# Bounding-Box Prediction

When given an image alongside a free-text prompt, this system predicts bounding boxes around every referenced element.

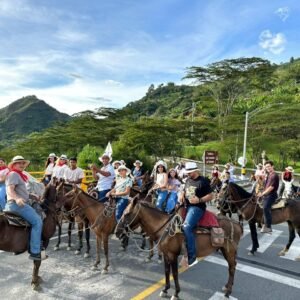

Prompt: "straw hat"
[117,165,131,176]
[8,155,30,169]
[185,161,200,174]
[48,153,57,158]
[99,153,112,163]
[133,160,143,167]
[112,160,122,168]
[285,166,294,173]
[59,154,68,160]
[155,160,167,170]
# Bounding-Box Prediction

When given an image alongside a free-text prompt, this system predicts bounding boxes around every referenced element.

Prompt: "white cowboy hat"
[48,153,57,158]
[59,154,68,160]
[99,153,112,163]
[8,155,30,169]
[133,160,143,167]
[112,160,122,168]
[155,160,167,170]
[285,166,294,173]
[120,160,126,165]
[117,165,131,176]
[185,161,200,174]
[257,163,263,168]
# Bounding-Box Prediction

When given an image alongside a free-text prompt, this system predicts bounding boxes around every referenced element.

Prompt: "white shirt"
[45,162,55,175]
[96,164,115,191]
[52,164,68,179]
[64,167,84,187]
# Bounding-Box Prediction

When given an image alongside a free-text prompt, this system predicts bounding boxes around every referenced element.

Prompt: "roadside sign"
[238,156,247,166]
[203,151,218,165]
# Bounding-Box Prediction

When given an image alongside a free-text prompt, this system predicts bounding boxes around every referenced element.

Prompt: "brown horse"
[116,199,243,299]
[58,184,117,273]
[0,179,60,290]
[222,182,300,260]
[55,182,91,257]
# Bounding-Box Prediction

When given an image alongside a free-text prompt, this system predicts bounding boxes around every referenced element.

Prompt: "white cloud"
[55,29,91,43]
[259,30,286,54]
[275,7,290,22]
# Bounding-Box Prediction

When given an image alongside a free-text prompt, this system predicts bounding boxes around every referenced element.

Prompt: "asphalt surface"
[1,206,300,300]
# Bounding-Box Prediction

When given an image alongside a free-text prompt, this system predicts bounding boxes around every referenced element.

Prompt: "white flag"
[104,141,113,158]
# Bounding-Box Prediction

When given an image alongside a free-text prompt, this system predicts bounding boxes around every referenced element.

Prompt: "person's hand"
[91,164,98,171]
[189,195,200,204]
[16,198,25,207]
[257,192,263,197]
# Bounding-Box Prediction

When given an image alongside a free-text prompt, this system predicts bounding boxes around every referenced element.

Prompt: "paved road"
[1,213,300,300]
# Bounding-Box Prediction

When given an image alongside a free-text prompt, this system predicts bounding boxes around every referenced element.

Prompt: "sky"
[0,0,299,115]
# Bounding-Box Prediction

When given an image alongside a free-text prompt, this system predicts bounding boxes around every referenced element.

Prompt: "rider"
[165,168,181,214]
[52,154,68,180]
[92,153,115,202]
[257,161,279,233]
[131,160,145,188]
[0,158,9,211]
[4,156,44,260]
[252,163,265,194]
[211,165,221,179]
[43,153,57,185]
[278,166,294,198]
[153,160,168,211]
[179,162,213,267]
[64,157,84,187]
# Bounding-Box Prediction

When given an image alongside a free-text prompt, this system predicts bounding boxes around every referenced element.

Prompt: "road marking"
[208,292,238,300]
[281,238,300,261]
[242,228,250,238]
[247,229,282,253]
[205,256,300,289]
[131,257,204,300]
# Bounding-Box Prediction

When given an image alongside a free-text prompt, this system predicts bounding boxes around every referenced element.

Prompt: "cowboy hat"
[112,160,122,168]
[185,161,200,174]
[133,160,143,167]
[285,166,294,173]
[99,153,112,163]
[8,155,30,169]
[48,153,57,158]
[120,160,126,165]
[117,165,131,176]
[155,160,167,170]
[59,154,68,160]
[257,163,263,168]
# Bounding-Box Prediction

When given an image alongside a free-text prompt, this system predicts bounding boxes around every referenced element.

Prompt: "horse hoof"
[75,250,81,255]
[144,257,151,263]
[84,253,90,258]
[171,296,179,300]
[247,251,254,256]
[31,283,40,291]
[278,250,286,256]
[101,269,108,275]
[54,246,59,251]
[222,286,228,292]
[37,276,44,284]
[67,247,72,251]
[294,256,300,261]
[159,291,168,298]
[91,266,98,271]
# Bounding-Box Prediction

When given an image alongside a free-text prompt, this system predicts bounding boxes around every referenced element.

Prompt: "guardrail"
[28,170,95,192]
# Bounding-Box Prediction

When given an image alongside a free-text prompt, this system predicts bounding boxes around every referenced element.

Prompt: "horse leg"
[31,260,42,291]
[84,219,91,258]
[102,234,109,274]
[170,257,180,300]
[159,255,171,298]
[278,221,295,256]
[220,245,237,298]
[295,228,300,261]
[67,221,73,251]
[92,235,101,271]
[140,232,146,249]
[54,223,61,251]
[248,220,259,255]
[75,222,83,255]
[145,238,154,262]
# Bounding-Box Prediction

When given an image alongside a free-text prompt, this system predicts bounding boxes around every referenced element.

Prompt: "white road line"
[281,238,300,261]
[208,292,238,300]
[247,229,282,253]
[242,228,250,238]
[205,256,300,289]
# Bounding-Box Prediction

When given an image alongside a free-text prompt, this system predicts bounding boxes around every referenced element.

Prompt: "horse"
[57,184,118,273]
[221,182,300,260]
[54,181,91,257]
[210,176,222,193]
[0,179,61,290]
[116,199,243,299]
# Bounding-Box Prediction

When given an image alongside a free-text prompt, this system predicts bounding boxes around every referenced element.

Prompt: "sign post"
[203,151,218,176]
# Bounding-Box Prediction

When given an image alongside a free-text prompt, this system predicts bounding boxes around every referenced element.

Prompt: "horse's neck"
[231,190,258,220]
[139,206,169,240]
[77,193,103,224]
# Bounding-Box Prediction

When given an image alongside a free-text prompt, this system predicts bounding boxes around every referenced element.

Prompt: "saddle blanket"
[182,208,219,228]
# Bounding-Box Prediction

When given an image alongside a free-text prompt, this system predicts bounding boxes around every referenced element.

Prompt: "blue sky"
[0,0,299,114]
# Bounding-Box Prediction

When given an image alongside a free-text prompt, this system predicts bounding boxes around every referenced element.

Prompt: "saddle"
[2,211,31,227]
[258,198,287,210]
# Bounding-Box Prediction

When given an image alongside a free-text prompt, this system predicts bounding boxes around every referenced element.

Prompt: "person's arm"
[158,173,168,189]
[7,185,25,207]
[111,186,131,197]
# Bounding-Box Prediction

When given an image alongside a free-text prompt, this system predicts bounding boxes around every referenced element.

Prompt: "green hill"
[0,95,70,141]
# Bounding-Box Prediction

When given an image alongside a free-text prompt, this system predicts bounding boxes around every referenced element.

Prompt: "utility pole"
[191,102,195,138]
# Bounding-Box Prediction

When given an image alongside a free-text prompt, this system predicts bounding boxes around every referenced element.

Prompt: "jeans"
[0,184,6,211]
[5,201,43,254]
[98,189,111,203]
[115,197,129,222]
[136,178,143,188]
[182,206,205,264]
[263,193,277,228]
[156,190,168,210]
[165,192,178,214]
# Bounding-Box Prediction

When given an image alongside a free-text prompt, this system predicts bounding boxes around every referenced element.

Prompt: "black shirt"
[184,176,212,209]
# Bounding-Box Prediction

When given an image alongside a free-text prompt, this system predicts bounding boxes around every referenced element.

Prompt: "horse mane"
[77,187,100,203]
[139,201,168,215]
[229,182,252,199]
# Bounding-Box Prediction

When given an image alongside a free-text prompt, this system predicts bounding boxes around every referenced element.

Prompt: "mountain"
[0,95,70,141]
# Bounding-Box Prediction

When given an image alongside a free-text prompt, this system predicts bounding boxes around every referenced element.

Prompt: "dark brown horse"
[58,184,117,273]
[116,199,243,299]
[55,182,91,257]
[221,182,300,260]
[0,179,60,290]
